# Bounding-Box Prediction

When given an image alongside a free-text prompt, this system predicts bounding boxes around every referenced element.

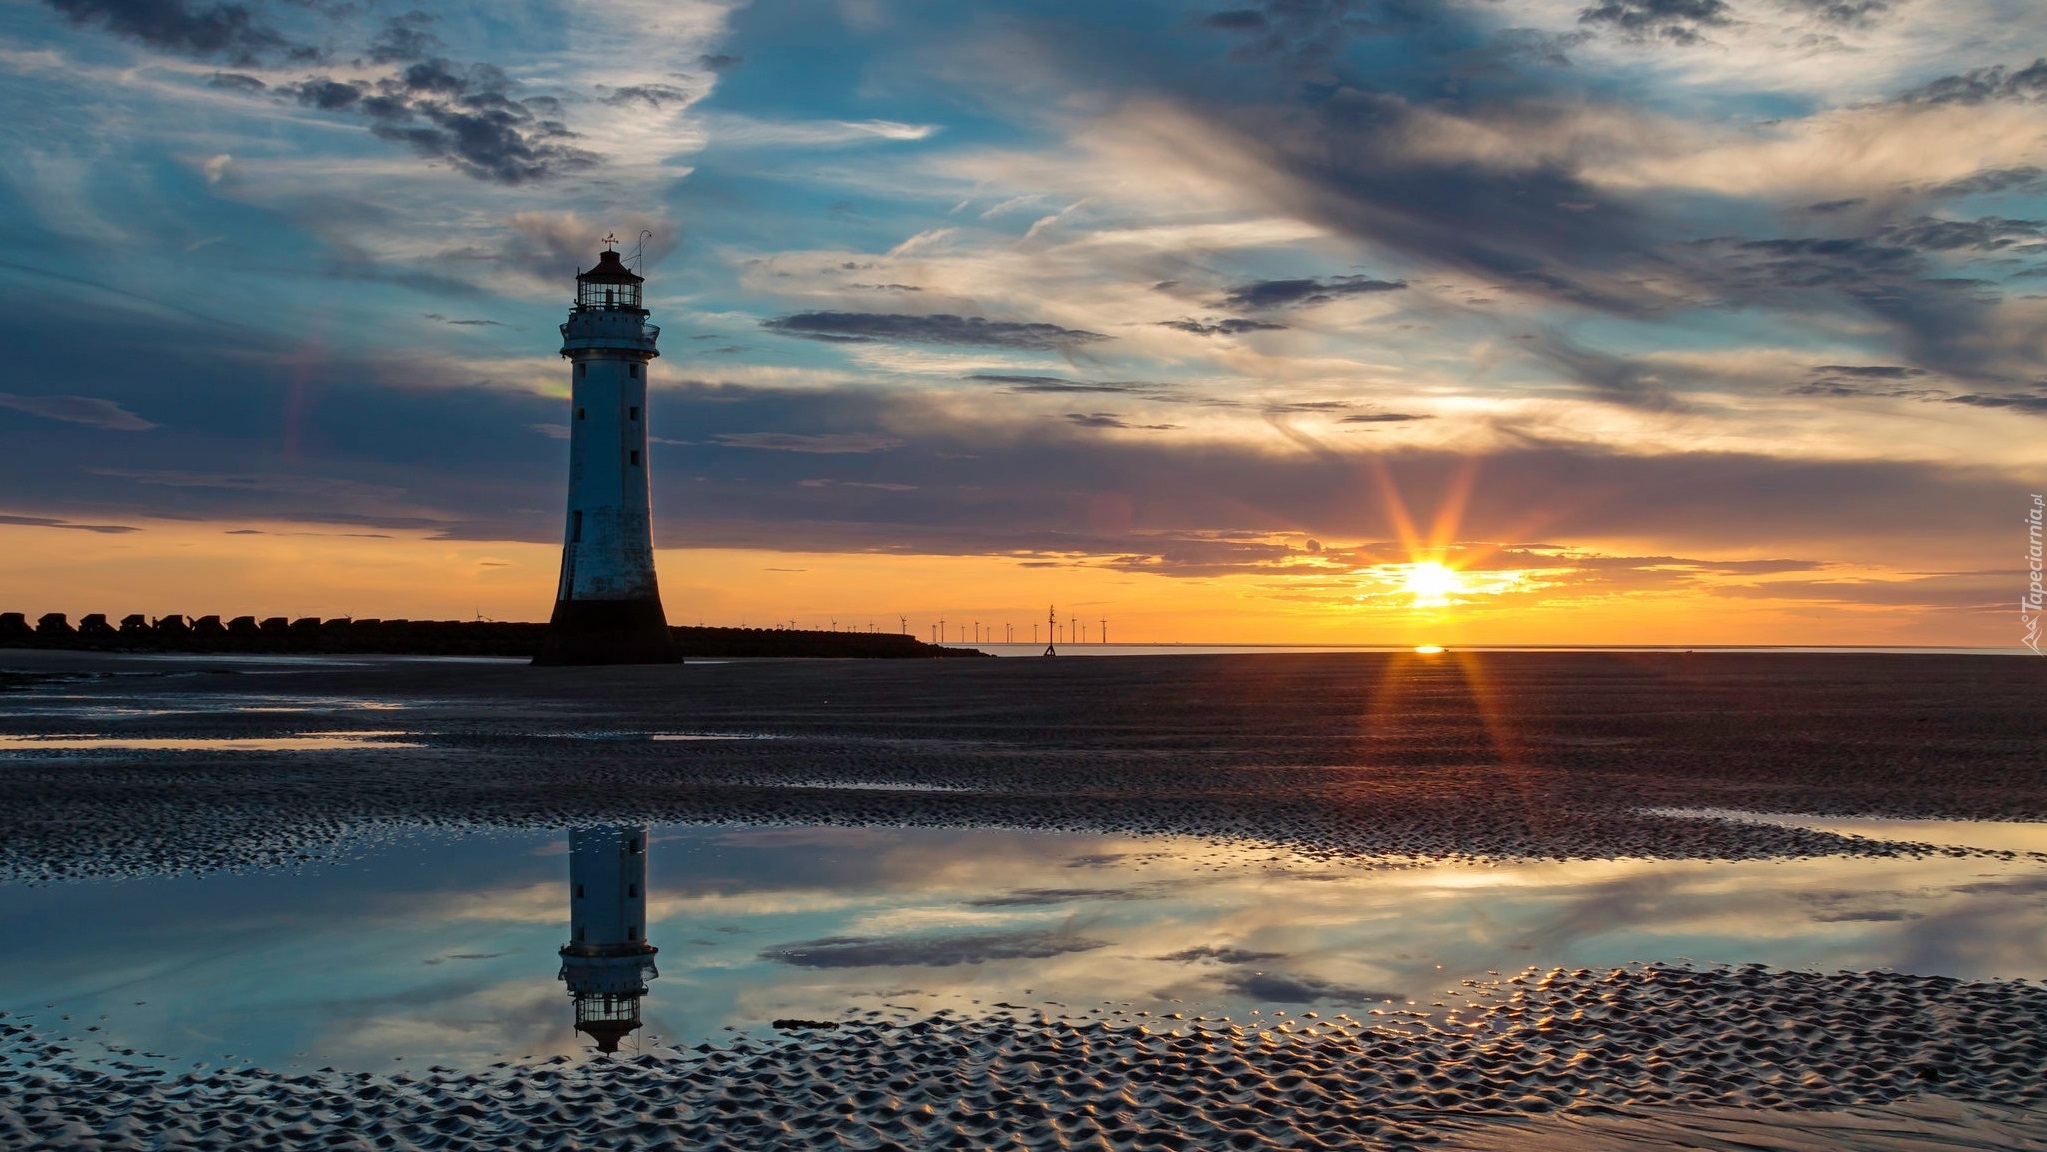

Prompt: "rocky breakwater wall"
[0,613,979,659]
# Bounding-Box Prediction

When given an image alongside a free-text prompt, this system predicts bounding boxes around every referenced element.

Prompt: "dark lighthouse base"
[534,598,678,666]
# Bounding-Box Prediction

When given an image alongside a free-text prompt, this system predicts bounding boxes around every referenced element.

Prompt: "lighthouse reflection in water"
[558,826,659,1053]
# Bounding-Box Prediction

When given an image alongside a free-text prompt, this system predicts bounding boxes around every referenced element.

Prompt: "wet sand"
[1,650,2042,882]
[3,650,2044,1148]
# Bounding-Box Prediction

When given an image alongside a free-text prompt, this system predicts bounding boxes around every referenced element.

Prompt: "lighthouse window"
[628,363,639,378]
[576,407,585,420]
[629,407,639,421]
[629,450,640,466]
[571,511,583,542]
[577,363,586,377]
[575,884,584,899]
[627,926,638,940]
[628,882,638,897]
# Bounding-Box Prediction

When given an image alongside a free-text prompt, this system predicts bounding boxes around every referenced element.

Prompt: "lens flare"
[1401,561,1464,605]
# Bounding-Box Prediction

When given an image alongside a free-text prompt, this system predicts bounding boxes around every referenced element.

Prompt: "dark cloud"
[1897,59,2047,106]
[206,70,266,91]
[1812,364,1931,379]
[1693,234,2016,378]
[964,887,1142,907]
[1789,368,2047,415]
[1806,198,1865,214]
[697,53,744,71]
[1158,318,1288,336]
[422,313,508,327]
[1578,0,1734,45]
[601,84,692,109]
[760,312,1109,349]
[1217,275,1407,310]
[1944,391,2047,414]
[1062,412,1181,430]
[1200,9,1268,31]
[1780,0,1891,27]
[366,10,439,64]
[966,374,1163,395]
[0,514,141,534]
[1932,167,2046,199]
[1218,970,1402,1006]
[44,0,321,66]
[760,930,1107,968]
[287,57,595,184]
[1337,411,1430,423]
[1880,216,2044,252]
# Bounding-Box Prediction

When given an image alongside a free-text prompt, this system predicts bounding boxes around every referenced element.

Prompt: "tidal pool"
[1,817,2042,1076]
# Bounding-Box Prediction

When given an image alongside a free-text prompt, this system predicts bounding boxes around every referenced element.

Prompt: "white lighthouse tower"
[535,240,677,665]
[558,825,660,1053]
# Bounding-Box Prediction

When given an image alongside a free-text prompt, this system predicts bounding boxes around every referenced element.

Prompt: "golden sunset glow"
[0,520,2013,648]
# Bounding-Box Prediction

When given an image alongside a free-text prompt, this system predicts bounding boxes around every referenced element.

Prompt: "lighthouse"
[558,825,660,1053]
[534,241,677,665]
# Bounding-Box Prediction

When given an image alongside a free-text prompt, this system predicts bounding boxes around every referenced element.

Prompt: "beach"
[3,650,2045,1149]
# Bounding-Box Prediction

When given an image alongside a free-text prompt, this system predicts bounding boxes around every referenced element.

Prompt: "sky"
[0,0,2042,646]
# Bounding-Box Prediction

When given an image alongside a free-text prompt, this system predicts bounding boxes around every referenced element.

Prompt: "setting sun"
[1401,562,1464,606]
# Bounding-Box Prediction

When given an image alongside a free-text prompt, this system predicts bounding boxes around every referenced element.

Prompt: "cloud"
[1216,275,1407,310]
[760,312,1110,349]
[760,930,1107,968]
[1157,318,1288,336]
[0,393,155,431]
[1336,412,1431,423]
[43,0,321,66]
[712,432,906,453]
[286,57,596,184]
[697,53,743,72]
[1062,412,1180,430]
[1577,0,1734,45]
[0,514,141,534]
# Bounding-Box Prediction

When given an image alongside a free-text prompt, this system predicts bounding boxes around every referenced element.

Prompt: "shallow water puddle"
[1,820,2042,1076]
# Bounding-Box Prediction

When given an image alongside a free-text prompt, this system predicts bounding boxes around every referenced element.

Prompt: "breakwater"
[0,613,978,659]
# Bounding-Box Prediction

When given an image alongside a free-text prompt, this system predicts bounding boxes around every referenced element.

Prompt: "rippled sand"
[6,964,2045,1150]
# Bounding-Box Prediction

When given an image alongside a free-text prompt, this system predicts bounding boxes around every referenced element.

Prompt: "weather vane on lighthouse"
[534,236,677,664]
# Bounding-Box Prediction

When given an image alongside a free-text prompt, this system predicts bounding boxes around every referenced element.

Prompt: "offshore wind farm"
[3,1,2047,1150]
